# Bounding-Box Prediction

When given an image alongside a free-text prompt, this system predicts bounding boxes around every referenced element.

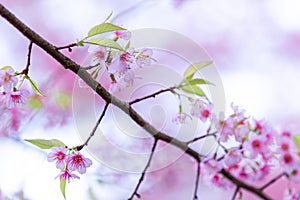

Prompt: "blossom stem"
[231,186,240,200]
[129,86,177,105]
[193,161,201,200]
[260,173,286,191]
[128,139,158,200]
[78,102,109,150]
[186,132,217,145]
[55,43,77,52]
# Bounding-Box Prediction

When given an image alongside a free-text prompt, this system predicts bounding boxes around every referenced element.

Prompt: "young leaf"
[181,85,206,97]
[60,178,67,200]
[25,75,46,97]
[183,61,212,80]
[1,65,14,71]
[76,39,84,46]
[292,135,300,152]
[87,23,125,38]
[87,38,124,51]
[25,139,66,149]
[103,11,113,23]
[125,41,131,51]
[185,78,214,86]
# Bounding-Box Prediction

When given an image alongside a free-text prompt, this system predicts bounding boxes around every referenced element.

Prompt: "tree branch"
[193,161,201,200]
[77,102,109,150]
[129,86,176,105]
[128,139,158,200]
[21,41,33,75]
[260,173,285,191]
[0,4,273,200]
[221,169,271,200]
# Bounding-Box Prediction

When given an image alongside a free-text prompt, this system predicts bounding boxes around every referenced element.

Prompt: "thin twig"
[21,41,33,75]
[129,86,176,105]
[232,186,240,200]
[186,132,217,145]
[260,173,286,191]
[82,63,101,70]
[221,169,271,200]
[77,102,109,150]
[193,161,201,200]
[128,139,158,200]
[55,43,77,52]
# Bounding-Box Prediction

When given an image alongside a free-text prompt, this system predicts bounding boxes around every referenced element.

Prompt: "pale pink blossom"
[109,52,133,74]
[88,46,107,66]
[67,152,92,174]
[114,30,131,40]
[281,153,298,173]
[0,68,18,92]
[48,146,68,169]
[190,99,213,123]
[135,48,153,67]
[5,89,30,109]
[224,148,242,168]
[172,112,191,124]
[57,168,80,183]
[244,135,268,159]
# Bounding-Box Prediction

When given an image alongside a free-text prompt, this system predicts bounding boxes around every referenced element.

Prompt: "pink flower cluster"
[195,103,300,195]
[172,98,213,124]
[47,146,92,182]
[0,68,29,109]
[85,30,153,92]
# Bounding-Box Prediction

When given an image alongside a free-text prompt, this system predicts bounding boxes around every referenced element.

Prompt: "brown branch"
[21,41,33,75]
[193,161,201,200]
[260,173,286,191]
[129,86,176,105]
[0,4,274,200]
[221,169,271,200]
[186,132,217,145]
[231,186,240,200]
[76,102,109,151]
[128,139,158,200]
[55,43,77,52]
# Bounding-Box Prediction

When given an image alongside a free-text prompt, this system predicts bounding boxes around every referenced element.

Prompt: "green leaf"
[60,178,67,200]
[86,38,124,51]
[25,139,66,149]
[183,61,212,80]
[125,41,131,50]
[87,23,125,38]
[103,11,113,23]
[76,39,84,46]
[292,135,300,152]
[181,85,206,97]
[25,75,46,97]
[1,65,14,71]
[185,78,215,86]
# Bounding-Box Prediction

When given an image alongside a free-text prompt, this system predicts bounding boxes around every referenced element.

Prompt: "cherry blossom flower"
[5,89,30,109]
[0,68,18,92]
[135,48,153,67]
[48,146,68,169]
[213,112,234,142]
[88,46,107,66]
[57,168,80,183]
[67,152,92,174]
[109,52,133,74]
[190,98,213,123]
[114,30,131,40]
[172,112,191,124]
[224,148,242,168]
[281,153,298,173]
